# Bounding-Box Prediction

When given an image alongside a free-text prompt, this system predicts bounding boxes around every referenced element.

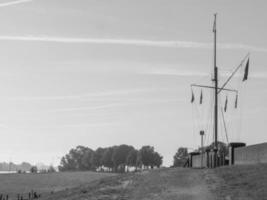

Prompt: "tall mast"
[213,13,218,151]
[190,14,250,168]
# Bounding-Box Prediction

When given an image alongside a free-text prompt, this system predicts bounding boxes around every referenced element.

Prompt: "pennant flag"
[191,90,195,103]
[200,90,203,104]
[224,96,228,112]
[243,58,249,81]
[235,94,238,108]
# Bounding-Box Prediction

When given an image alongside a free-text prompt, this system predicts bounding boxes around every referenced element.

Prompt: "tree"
[139,146,155,168]
[173,147,188,167]
[81,148,95,170]
[126,149,138,169]
[30,166,38,173]
[58,144,164,173]
[112,145,134,172]
[101,147,115,172]
[70,146,93,170]
[58,146,95,171]
[48,165,56,173]
[152,152,163,168]
[91,147,105,170]
[59,154,76,171]
[203,141,228,156]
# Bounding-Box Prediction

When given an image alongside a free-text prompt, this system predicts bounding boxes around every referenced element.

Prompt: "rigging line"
[221,107,229,144]
[235,65,244,141]
[191,103,197,146]
[206,89,214,147]
[212,88,216,145]
[204,101,213,146]
[203,106,210,136]
[218,95,222,143]
[218,92,226,142]
[218,113,224,142]
[202,98,208,132]
[191,90,199,134]
[204,91,213,145]
[238,81,246,141]
[192,103,199,131]
[194,97,203,130]
[193,104,200,135]
[218,53,250,94]
[192,102,202,146]
[220,112,226,144]
[210,91,215,140]
[218,106,225,144]
[193,91,210,147]
[218,93,227,144]
[206,105,212,144]
[204,90,213,145]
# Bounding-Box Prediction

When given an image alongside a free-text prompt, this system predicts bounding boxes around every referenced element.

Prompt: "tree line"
[58,145,163,172]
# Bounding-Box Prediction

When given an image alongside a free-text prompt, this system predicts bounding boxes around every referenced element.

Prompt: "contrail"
[0,0,32,7]
[0,35,210,48]
[0,35,266,53]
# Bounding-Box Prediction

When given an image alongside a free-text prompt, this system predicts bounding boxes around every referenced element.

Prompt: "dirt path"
[128,168,214,200]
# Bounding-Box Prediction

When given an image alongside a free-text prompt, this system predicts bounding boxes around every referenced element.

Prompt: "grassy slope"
[42,168,214,200]
[2,165,267,200]
[211,164,267,200]
[43,165,267,200]
[0,171,114,196]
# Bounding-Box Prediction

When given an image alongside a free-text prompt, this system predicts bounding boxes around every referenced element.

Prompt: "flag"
[191,90,195,103]
[224,96,228,112]
[200,90,203,104]
[243,58,249,81]
[235,94,238,108]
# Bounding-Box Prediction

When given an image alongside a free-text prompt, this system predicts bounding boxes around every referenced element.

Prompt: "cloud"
[0,0,32,8]
[48,103,126,112]
[60,122,117,128]
[6,88,174,101]
[46,99,181,113]
[146,69,209,77]
[0,35,267,53]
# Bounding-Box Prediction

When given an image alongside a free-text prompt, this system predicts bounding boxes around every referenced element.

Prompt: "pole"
[213,14,218,167]
[200,130,205,168]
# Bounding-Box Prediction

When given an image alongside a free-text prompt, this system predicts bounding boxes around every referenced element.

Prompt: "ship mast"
[213,14,218,151]
[190,14,250,168]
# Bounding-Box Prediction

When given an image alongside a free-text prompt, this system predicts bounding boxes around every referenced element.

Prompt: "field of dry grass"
[211,164,267,200]
[1,165,267,200]
[0,171,115,198]
[42,168,214,200]
[41,164,267,200]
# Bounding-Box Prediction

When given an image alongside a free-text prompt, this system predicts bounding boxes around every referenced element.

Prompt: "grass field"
[0,171,115,198]
[211,164,267,200]
[42,164,267,200]
[1,165,267,200]
[42,168,214,200]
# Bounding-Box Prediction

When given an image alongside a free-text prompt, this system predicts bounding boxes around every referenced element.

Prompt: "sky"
[0,0,267,167]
